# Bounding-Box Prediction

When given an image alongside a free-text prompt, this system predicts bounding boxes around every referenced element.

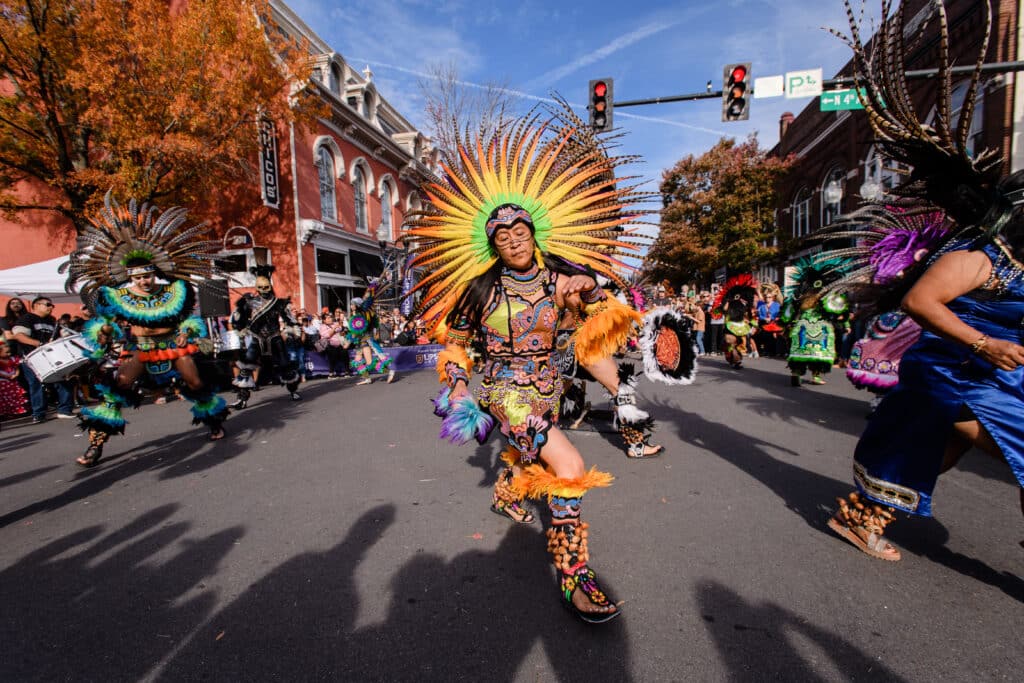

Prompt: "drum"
[24,334,92,383]
[221,330,241,351]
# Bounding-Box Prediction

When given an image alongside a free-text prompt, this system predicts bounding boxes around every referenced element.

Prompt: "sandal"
[490,500,535,524]
[76,445,103,468]
[626,443,664,459]
[547,521,621,624]
[828,493,900,561]
[356,377,372,386]
[209,426,226,441]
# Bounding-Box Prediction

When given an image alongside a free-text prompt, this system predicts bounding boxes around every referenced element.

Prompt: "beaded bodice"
[481,265,560,357]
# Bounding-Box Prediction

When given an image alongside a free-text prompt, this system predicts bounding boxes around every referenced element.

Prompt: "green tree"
[648,135,792,286]
[0,0,320,228]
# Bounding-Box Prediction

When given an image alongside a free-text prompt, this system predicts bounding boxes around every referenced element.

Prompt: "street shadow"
[696,580,908,682]
[0,464,60,489]
[949,447,1021,486]
[0,407,256,528]
[887,517,1024,604]
[0,504,243,682]
[698,360,869,436]
[159,504,633,681]
[662,402,1024,602]
[0,432,49,453]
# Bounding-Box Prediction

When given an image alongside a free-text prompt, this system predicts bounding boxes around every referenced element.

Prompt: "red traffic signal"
[722,62,751,122]
[588,78,614,133]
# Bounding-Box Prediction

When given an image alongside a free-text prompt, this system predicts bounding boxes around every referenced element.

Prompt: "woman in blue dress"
[825,2,1024,560]
[831,236,1024,561]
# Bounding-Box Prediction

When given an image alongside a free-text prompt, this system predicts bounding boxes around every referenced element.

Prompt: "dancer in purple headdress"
[818,1,1024,561]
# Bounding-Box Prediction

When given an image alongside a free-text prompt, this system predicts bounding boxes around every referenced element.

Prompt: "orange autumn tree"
[648,135,793,287]
[0,0,320,228]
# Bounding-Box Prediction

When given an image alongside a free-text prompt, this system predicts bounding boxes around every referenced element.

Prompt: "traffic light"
[722,63,751,122]
[588,78,614,133]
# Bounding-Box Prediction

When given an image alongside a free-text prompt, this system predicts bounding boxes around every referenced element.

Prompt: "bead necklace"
[501,265,545,298]
[983,236,1024,294]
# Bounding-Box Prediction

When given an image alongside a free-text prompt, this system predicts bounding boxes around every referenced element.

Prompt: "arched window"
[379,183,392,241]
[820,166,845,227]
[792,187,811,238]
[353,165,368,233]
[329,63,342,96]
[316,147,336,221]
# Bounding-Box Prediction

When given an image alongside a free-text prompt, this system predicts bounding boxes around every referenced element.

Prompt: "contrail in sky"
[352,58,731,137]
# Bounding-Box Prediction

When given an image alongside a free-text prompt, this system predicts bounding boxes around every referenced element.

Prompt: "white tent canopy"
[0,255,80,303]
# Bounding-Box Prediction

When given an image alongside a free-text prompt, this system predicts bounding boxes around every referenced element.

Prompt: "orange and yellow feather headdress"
[404,101,651,331]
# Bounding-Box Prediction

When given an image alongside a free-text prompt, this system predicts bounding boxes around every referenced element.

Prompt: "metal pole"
[612,61,1024,109]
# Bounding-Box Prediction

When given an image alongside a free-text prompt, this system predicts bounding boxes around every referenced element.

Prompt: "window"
[792,187,811,238]
[863,146,909,198]
[362,93,372,119]
[821,167,845,227]
[379,183,392,241]
[316,249,348,275]
[329,64,342,96]
[353,165,368,233]
[317,147,337,221]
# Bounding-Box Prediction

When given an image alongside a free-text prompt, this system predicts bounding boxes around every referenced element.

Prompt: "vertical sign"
[258,117,280,209]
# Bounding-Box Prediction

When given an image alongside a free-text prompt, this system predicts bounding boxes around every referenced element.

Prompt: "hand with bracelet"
[970,333,1024,371]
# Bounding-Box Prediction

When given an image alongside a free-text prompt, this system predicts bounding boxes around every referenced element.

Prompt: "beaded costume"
[63,192,228,466]
[345,278,394,384]
[780,256,852,386]
[407,101,648,622]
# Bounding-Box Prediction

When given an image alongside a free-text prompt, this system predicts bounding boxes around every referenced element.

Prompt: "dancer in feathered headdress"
[229,264,303,409]
[780,256,853,386]
[405,100,649,623]
[345,270,396,385]
[711,274,758,368]
[63,192,229,467]
[820,0,1024,561]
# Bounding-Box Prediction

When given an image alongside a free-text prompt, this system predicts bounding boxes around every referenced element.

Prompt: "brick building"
[0,0,436,315]
[765,0,1021,282]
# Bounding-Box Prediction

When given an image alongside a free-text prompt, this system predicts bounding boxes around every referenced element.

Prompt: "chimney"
[779,112,794,140]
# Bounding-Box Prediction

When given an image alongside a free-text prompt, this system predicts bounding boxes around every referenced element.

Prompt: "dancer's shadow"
[0,432,48,453]
[696,580,908,681]
[160,505,633,681]
[0,504,242,681]
[699,360,869,436]
[662,403,1024,602]
[0,464,61,489]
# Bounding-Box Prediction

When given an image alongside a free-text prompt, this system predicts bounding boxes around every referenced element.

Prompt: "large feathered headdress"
[828,0,1008,227]
[62,191,223,297]
[404,99,651,329]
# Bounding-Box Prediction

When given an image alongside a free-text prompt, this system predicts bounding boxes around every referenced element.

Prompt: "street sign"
[753,75,784,98]
[820,87,878,111]
[785,68,822,98]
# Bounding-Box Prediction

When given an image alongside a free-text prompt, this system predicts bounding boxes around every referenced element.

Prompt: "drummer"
[10,296,76,424]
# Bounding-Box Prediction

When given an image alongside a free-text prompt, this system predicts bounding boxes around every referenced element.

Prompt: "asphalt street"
[1,356,1021,681]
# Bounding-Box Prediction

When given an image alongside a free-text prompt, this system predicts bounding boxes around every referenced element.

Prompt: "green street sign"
[819,88,874,111]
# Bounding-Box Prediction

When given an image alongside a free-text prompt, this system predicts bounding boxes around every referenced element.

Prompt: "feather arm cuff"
[436,346,472,388]
[574,296,641,366]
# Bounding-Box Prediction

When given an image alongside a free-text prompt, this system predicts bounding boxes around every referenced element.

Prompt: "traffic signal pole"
[609,61,1024,109]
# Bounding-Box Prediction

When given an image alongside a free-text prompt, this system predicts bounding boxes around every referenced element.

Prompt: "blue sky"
[286,0,871,190]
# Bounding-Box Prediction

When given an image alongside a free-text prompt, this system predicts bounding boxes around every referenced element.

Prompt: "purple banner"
[305,344,443,376]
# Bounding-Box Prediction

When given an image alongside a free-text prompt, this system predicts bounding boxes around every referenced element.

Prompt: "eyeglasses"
[493,226,532,248]
[40,302,54,307]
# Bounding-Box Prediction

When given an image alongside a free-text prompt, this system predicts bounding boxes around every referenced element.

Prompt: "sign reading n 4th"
[820,88,885,111]
[785,68,822,98]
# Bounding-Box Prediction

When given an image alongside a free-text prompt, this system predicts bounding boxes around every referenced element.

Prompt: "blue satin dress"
[853,241,1024,516]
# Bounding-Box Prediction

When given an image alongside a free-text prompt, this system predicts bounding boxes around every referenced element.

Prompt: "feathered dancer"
[817,1,1024,564]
